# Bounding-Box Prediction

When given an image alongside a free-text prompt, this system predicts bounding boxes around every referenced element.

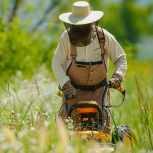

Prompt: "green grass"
[0,60,153,153]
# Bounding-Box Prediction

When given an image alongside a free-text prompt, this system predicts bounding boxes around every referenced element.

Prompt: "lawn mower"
[59,82,133,152]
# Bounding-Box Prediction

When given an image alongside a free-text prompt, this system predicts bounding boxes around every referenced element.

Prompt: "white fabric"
[59,1,104,25]
[52,29,127,88]
[59,11,104,25]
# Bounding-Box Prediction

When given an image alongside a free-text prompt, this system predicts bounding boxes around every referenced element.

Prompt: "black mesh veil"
[64,21,99,47]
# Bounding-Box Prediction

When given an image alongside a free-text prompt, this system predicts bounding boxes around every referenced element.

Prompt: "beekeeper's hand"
[62,80,77,99]
[110,74,122,89]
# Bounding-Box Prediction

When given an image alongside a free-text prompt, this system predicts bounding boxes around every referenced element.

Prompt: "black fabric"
[98,27,105,42]
[99,38,105,42]
[71,77,108,91]
[66,61,72,75]
[96,27,105,44]
[99,38,105,40]
[76,61,103,65]
[64,22,99,47]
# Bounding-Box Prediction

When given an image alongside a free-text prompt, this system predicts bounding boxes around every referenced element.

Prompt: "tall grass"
[131,76,153,151]
[0,67,153,152]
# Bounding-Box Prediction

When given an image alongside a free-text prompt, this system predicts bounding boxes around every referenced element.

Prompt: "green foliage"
[0,20,56,83]
[98,0,153,43]
[90,0,153,60]
[120,0,153,43]
[0,0,152,82]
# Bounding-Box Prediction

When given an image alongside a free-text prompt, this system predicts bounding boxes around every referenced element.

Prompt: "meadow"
[0,0,153,152]
[0,59,153,153]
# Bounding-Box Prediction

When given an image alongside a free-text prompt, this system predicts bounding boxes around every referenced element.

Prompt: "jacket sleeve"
[52,31,70,88]
[104,29,127,81]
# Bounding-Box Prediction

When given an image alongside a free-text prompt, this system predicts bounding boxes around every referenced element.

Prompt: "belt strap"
[71,77,108,91]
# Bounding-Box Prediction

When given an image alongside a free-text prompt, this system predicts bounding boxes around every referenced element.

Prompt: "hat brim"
[59,11,104,25]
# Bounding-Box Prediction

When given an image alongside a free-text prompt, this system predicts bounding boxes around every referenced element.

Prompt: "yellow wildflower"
[3,110,6,115]
[55,91,62,97]
[36,105,40,107]
[58,94,62,97]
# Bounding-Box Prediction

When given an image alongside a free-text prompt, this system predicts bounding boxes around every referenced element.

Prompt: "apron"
[60,27,111,134]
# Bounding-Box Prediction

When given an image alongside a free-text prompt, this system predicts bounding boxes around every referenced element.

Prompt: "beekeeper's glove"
[110,74,122,89]
[62,80,77,99]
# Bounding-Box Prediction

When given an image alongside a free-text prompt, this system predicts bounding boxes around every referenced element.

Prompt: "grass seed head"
[38,127,47,153]
[56,117,70,153]
[2,127,16,142]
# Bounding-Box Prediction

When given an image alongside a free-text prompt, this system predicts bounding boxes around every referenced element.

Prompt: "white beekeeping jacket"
[52,29,127,88]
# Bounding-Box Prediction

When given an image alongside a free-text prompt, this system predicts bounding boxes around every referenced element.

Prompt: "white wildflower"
[65,119,69,123]
[51,143,55,148]
[22,121,25,124]
[35,111,38,115]
[42,78,51,82]
[1,142,9,151]
[31,146,37,151]
[16,113,21,117]
[44,120,51,127]
[30,127,35,131]
[28,84,37,88]
[16,71,22,77]
[32,103,36,106]
[23,80,28,83]
[26,102,31,106]
[18,130,27,138]
[30,138,37,144]
[0,133,5,142]
[52,101,58,104]
[19,89,27,93]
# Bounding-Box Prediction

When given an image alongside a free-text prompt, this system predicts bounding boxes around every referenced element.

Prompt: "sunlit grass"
[0,62,153,152]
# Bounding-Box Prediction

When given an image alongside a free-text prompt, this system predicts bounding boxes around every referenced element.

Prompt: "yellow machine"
[60,83,132,152]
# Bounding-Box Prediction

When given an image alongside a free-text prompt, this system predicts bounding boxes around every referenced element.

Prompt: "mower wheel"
[112,124,132,146]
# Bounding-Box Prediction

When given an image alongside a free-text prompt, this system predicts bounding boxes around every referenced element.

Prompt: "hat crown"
[72,1,90,17]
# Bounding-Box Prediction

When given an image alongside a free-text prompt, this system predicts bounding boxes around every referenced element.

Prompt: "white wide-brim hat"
[59,1,104,25]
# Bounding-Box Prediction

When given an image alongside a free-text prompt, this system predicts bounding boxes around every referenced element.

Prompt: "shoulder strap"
[97,27,105,55]
[71,43,77,61]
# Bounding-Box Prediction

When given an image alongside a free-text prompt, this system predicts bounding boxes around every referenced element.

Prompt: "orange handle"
[116,87,126,96]
[117,87,124,92]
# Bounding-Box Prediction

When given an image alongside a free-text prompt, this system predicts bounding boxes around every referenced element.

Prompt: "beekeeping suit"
[52,1,127,134]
